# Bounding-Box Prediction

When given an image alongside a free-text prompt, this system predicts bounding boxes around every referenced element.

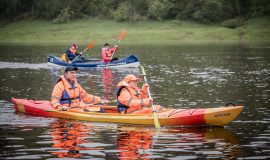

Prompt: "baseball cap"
[65,66,78,73]
[124,74,140,83]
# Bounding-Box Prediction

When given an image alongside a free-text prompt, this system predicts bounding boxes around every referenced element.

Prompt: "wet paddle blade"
[153,111,161,128]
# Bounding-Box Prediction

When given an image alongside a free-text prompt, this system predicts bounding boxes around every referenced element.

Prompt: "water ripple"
[0,61,48,70]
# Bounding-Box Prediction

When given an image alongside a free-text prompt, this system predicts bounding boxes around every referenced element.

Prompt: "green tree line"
[0,0,269,26]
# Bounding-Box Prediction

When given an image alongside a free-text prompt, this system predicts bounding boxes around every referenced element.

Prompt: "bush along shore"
[0,16,269,45]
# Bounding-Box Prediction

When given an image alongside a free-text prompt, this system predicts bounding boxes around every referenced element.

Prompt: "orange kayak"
[11,98,244,127]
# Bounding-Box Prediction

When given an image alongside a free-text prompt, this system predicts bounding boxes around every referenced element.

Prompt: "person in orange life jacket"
[51,66,107,111]
[116,74,153,114]
[101,43,119,62]
[66,43,83,63]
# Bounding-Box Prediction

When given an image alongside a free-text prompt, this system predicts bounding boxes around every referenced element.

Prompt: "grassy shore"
[0,16,269,46]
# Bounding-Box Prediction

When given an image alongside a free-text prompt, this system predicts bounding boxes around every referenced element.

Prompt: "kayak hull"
[47,54,140,68]
[11,98,244,127]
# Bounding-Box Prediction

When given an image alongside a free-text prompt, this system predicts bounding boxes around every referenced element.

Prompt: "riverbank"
[0,16,269,45]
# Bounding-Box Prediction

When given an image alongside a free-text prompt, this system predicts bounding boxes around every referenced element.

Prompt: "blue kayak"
[47,54,140,68]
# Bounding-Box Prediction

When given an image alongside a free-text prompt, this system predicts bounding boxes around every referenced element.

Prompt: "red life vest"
[102,46,117,62]
[102,48,112,57]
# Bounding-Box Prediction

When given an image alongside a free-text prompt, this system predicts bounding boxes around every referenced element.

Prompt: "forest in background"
[0,0,270,28]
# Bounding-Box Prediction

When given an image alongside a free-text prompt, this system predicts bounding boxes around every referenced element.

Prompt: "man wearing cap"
[51,66,105,111]
[116,74,153,114]
[66,43,83,63]
[101,43,118,62]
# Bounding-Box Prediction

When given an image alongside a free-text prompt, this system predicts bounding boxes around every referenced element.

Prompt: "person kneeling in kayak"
[51,66,107,111]
[116,74,162,114]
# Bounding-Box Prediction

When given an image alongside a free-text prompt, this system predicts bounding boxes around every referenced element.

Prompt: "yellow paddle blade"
[153,111,161,128]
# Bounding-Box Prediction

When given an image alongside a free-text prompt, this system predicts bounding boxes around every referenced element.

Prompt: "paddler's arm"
[78,84,102,104]
[65,49,74,62]
[51,82,65,110]
[138,83,149,98]
[109,45,118,54]
[118,88,151,108]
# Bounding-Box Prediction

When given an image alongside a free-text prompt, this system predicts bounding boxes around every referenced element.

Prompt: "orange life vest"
[57,76,81,107]
[69,48,77,54]
[51,76,102,109]
[116,81,145,113]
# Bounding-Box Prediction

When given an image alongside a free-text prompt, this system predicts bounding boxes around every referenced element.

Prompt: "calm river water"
[0,43,269,159]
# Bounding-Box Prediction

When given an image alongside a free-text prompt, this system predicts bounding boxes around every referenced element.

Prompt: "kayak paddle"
[107,30,126,66]
[46,105,118,112]
[82,41,95,53]
[140,65,161,128]
[67,41,95,66]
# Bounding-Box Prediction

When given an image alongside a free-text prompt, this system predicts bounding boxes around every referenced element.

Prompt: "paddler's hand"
[79,52,83,55]
[143,98,153,106]
[142,83,149,92]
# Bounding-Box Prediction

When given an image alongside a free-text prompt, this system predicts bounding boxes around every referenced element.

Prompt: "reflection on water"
[101,68,115,100]
[50,121,91,158]
[115,126,242,160]
[1,115,243,159]
[116,126,154,160]
[0,43,270,159]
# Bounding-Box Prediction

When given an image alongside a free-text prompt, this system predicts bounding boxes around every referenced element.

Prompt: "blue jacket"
[66,48,78,61]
